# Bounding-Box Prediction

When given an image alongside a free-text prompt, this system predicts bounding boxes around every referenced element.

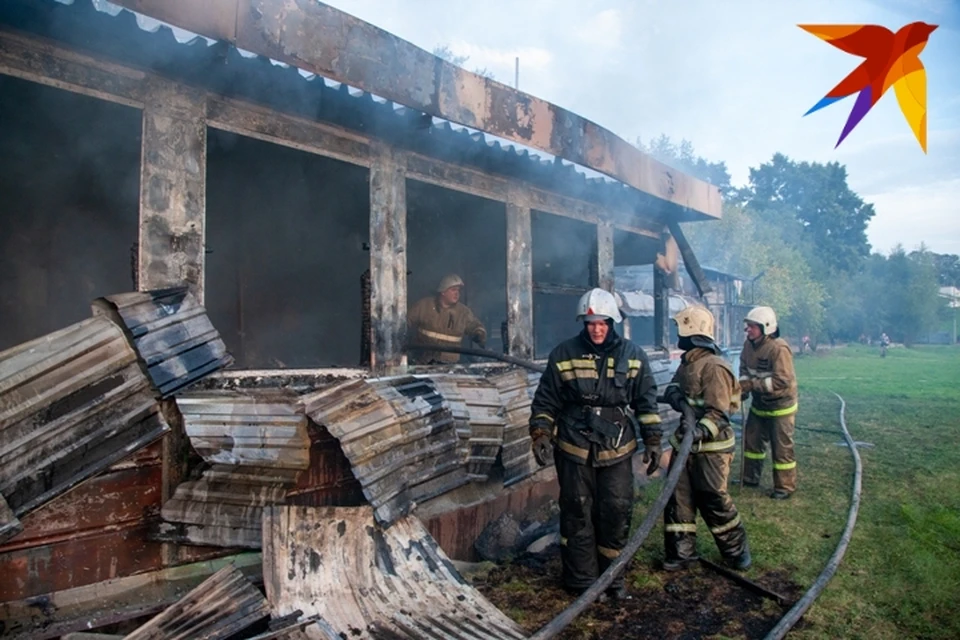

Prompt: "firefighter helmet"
[576,288,623,323]
[674,305,715,340]
[745,306,778,335]
[437,273,465,293]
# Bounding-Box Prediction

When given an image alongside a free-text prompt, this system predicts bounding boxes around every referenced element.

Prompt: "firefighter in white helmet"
[739,306,799,499]
[528,288,662,601]
[407,274,487,365]
[660,305,751,571]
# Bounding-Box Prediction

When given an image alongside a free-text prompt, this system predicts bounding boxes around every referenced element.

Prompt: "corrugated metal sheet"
[177,389,310,469]
[124,563,271,640]
[302,377,470,527]
[157,390,311,548]
[432,375,506,481]
[262,505,528,640]
[0,492,20,544]
[0,314,170,543]
[92,286,233,397]
[489,369,541,487]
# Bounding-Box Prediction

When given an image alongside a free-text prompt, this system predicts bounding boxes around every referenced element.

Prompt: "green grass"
[629,343,960,639]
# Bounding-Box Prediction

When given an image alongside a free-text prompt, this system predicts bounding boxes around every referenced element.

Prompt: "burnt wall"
[406,180,507,355]
[205,129,370,368]
[0,76,141,352]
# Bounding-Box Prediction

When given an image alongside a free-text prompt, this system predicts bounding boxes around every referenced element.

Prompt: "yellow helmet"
[674,305,715,340]
[744,306,778,335]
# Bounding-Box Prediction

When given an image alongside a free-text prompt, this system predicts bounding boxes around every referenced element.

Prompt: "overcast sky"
[325,0,960,256]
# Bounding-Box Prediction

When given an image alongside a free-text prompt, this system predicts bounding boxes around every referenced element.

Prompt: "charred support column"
[505,197,533,359]
[369,145,408,373]
[653,266,670,350]
[138,79,206,303]
[596,224,615,292]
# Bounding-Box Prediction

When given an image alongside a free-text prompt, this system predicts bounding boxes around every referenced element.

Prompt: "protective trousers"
[664,451,748,563]
[556,454,634,592]
[743,411,797,493]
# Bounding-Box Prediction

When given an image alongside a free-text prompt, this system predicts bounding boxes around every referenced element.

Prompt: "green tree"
[745,153,876,274]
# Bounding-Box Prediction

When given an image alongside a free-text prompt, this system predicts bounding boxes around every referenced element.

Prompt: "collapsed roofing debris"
[0,286,231,545]
[263,505,529,640]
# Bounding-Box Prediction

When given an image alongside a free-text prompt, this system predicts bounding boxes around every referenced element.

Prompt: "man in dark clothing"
[661,305,751,571]
[528,288,663,601]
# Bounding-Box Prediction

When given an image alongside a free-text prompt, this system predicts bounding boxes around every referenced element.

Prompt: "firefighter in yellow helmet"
[739,306,799,499]
[407,274,487,365]
[528,288,662,601]
[660,305,751,571]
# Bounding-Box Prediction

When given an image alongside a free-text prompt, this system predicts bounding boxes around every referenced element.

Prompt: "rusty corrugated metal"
[489,369,542,487]
[107,0,722,219]
[262,505,528,640]
[123,563,271,640]
[302,377,471,526]
[0,315,170,544]
[285,423,366,508]
[177,389,310,469]
[0,492,20,543]
[158,390,312,548]
[92,286,233,398]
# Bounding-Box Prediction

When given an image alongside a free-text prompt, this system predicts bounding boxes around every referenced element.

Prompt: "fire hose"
[406,344,697,640]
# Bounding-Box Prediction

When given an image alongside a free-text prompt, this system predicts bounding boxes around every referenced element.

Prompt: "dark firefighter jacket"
[664,347,741,455]
[739,335,798,416]
[529,329,661,467]
[407,296,487,364]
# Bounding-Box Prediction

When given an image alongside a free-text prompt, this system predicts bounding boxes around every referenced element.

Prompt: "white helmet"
[745,306,778,335]
[576,288,622,323]
[437,273,465,293]
[674,305,715,340]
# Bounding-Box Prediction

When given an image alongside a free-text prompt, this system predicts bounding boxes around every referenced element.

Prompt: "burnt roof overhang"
[1,0,722,226]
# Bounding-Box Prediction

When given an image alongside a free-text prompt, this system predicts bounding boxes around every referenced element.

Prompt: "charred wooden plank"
[261,505,527,640]
[93,287,233,398]
[506,200,534,360]
[596,224,615,292]
[0,315,170,541]
[124,563,270,640]
[109,0,722,219]
[0,552,261,640]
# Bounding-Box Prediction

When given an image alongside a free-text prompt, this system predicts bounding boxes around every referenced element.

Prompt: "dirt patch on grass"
[475,547,807,639]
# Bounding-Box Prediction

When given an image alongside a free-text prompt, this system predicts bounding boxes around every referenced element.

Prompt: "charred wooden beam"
[653,266,670,350]
[109,0,722,219]
[369,145,408,372]
[668,219,713,297]
[596,224,615,292]
[0,552,262,640]
[138,80,207,303]
[505,199,534,360]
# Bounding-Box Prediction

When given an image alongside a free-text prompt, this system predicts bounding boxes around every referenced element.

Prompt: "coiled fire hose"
[406,345,696,640]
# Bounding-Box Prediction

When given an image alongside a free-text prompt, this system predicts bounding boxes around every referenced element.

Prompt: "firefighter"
[739,306,799,500]
[528,288,663,601]
[661,305,751,571]
[407,274,487,365]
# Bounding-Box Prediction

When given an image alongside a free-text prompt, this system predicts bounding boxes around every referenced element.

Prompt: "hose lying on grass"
[406,344,696,640]
[763,392,864,640]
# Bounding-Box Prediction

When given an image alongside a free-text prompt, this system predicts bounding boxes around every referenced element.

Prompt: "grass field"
[625,343,960,639]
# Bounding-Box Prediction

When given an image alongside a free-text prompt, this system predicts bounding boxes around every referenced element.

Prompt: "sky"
[324,0,960,256]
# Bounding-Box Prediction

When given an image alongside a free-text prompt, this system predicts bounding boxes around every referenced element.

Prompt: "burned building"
[0,0,723,637]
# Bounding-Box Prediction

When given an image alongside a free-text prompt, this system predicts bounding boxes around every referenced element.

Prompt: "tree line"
[637,135,956,346]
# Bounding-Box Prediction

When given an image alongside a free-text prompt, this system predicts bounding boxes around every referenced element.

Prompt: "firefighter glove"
[642,442,663,476]
[530,428,553,467]
[474,333,487,350]
[662,385,685,412]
